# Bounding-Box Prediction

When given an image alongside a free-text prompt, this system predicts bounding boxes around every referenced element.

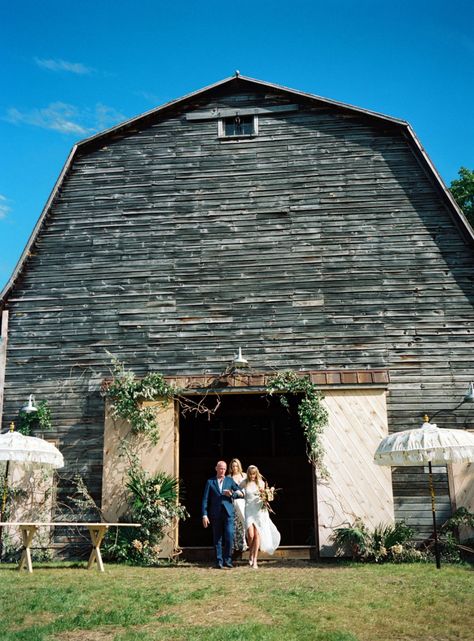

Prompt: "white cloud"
[5,102,126,136]
[0,194,11,220]
[34,57,94,75]
[135,90,162,104]
[6,103,91,134]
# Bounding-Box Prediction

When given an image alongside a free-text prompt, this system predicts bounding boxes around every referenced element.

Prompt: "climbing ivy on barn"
[102,358,178,443]
[104,360,329,475]
[267,371,329,476]
[18,400,52,436]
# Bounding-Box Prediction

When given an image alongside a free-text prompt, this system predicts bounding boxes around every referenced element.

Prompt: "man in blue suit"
[202,460,244,568]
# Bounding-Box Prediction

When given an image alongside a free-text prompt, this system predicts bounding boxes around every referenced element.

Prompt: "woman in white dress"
[228,458,247,552]
[240,465,281,569]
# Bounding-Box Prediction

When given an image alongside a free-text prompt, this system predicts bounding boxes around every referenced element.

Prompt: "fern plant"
[438,507,474,562]
[332,519,371,560]
[332,519,415,562]
[104,465,188,566]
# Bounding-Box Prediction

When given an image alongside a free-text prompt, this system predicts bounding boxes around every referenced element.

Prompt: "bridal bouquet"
[259,484,279,513]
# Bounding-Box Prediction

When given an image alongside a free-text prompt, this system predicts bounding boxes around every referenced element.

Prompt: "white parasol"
[374,418,474,568]
[0,424,64,555]
[374,420,474,467]
[0,430,64,468]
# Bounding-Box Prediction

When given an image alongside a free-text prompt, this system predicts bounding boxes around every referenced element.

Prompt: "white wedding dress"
[242,482,281,554]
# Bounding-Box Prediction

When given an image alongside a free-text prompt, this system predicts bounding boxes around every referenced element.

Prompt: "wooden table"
[0,522,140,573]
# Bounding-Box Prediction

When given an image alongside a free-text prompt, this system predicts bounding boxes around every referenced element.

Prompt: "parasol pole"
[423,415,441,569]
[428,461,441,570]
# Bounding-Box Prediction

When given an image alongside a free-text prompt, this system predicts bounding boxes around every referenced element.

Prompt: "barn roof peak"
[1,75,473,303]
[76,74,409,152]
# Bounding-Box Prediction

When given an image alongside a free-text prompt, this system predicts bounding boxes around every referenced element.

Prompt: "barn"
[1,74,473,559]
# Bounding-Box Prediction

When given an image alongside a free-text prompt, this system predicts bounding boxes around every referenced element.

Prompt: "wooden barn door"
[317,389,394,556]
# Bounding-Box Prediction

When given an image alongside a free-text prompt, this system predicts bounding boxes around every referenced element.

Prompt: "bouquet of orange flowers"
[259,483,279,513]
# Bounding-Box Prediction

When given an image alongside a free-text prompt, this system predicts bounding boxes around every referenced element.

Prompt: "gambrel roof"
[2,74,473,303]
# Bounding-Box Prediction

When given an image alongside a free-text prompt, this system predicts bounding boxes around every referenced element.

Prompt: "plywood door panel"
[101,399,176,556]
[448,461,474,543]
[317,389,393,556]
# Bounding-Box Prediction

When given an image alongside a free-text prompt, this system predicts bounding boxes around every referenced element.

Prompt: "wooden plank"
[448,462,474,543]
[0,310,9,429]
[186,104,299,120]
[101,399,176,557]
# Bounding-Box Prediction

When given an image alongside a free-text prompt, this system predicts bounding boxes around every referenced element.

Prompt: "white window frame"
[218,114,259,139]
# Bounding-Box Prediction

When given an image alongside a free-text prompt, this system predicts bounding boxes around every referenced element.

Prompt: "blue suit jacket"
[202,476,242,519]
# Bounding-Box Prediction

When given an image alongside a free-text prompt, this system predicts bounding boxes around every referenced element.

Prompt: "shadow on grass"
[178,558,357,571]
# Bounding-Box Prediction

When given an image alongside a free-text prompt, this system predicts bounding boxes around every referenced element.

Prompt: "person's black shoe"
[214,564,224,569]
[224,562,233,568]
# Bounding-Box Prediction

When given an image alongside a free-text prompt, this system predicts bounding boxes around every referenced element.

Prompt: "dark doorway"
[178,393,315,547]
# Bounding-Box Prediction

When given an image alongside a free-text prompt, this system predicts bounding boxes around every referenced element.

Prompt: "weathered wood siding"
[2,85,473,534]
[0,310,8,428]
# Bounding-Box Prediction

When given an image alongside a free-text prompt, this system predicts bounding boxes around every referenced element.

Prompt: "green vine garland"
[102,359,178,443]
[267,371,329,476]
[103,360,329,474]
[18,400,52,436]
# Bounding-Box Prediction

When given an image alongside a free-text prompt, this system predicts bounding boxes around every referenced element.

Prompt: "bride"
[240,465,281,569]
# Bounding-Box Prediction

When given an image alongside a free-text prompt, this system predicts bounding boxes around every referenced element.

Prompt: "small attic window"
[218,114,258,138]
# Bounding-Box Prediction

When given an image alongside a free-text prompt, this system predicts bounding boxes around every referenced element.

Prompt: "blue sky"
[1,0,473,290]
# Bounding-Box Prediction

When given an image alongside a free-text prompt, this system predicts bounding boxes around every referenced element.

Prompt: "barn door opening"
[178,393,315,548]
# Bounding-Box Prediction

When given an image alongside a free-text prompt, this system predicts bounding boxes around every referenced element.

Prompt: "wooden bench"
[0,522,140,573]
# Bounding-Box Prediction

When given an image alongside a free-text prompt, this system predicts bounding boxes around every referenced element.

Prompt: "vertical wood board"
[101,399,176,557]
[317,389,394,556]
[448,460,474,543]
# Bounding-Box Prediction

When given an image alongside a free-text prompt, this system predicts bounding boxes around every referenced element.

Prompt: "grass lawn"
[0,560,472,641]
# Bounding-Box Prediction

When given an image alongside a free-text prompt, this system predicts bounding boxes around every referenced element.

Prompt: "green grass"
[0,561,472,641]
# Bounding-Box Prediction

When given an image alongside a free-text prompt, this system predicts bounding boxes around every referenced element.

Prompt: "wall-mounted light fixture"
[20,395,38,414]
[425,382,474,424]
[463,382,474,404]
[232,347,249,369]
